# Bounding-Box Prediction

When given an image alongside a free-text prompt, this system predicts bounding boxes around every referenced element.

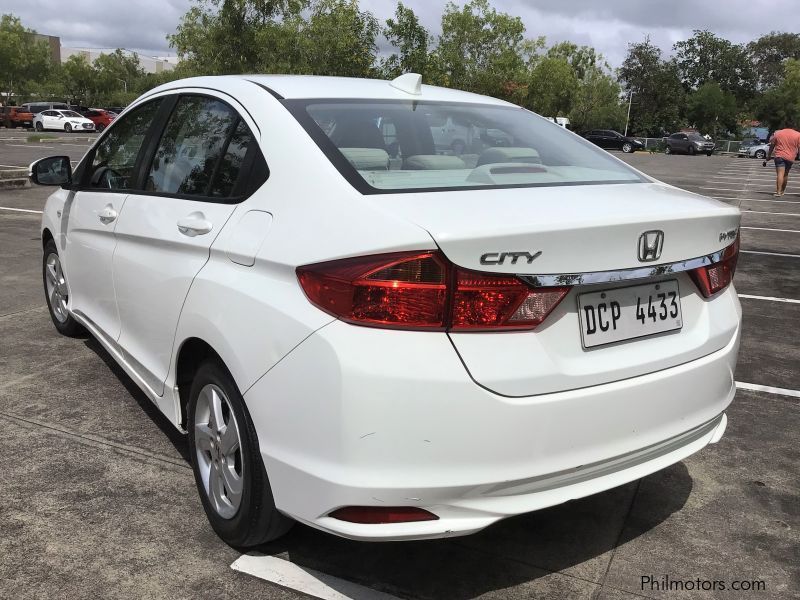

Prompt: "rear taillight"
[689,235,739,298]
[297,251,569,331]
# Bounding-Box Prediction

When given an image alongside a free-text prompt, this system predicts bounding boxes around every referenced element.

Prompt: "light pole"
[624,90,634,137]
[117,78,127,94]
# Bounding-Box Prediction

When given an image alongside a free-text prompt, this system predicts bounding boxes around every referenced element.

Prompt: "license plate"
[578,280,682,348]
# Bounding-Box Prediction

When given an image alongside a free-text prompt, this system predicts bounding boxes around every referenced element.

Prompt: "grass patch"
[26,134,58,143]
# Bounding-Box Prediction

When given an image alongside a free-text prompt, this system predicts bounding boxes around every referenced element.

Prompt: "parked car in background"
[666,132,715,156]
[738,140,769,159]
[103,106,125,115]
[31,74,741,547]
[82,108,116,131]
[583,130,644,153]
[1,106,34,128]
[20,101,70,114]
[33,109,95,132]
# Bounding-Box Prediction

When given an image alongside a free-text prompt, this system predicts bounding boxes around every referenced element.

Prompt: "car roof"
[151,74,514,106]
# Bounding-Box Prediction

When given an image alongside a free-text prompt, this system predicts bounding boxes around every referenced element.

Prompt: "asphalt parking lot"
[0,145,798,599]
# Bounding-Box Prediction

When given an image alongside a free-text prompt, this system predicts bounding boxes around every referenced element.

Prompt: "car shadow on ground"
[253,468,692,599]
[82,335,191,463]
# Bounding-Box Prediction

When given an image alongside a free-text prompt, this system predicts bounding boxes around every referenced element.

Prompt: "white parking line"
[738,294,800,304]
[0,164,25,168]
[736,382,800,399]
[231,554,401,600]
[712,196,800,204]
[742,210,800,217]
[0,207,42,214]
[700,187,746,192]
[741,250,800,258]
[741,226,800,233]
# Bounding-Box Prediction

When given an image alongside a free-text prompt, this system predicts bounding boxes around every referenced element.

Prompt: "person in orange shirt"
[766,124,800,197]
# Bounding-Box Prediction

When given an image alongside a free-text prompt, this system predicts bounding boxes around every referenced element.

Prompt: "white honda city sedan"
[31,74,742,545]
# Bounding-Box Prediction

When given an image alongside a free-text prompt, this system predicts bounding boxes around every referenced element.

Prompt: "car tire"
[35,122,43,132]
[64,123,72,133]
[96,123,105,132]
[688,146,696,156]
[188,359,294,547]
[665,146,672,155]
[43,239,85,337]
[622,142,633,153]
[706,151,713,156]
[755,150,766,159]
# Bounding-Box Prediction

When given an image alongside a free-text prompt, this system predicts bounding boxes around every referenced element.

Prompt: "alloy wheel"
[194,384,244,519]
[44,253,69,323]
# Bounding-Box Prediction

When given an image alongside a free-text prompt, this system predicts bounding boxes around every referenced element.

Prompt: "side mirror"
[30,156,72,186]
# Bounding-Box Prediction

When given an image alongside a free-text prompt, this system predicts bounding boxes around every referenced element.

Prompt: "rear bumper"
[245,320,739,541]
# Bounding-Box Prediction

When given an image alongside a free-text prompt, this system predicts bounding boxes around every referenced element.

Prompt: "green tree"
[569,69,625,132]
[59,55,96,104]
[673,30,754,101]
[545,42,600,80]
[93,49,146,104]
[301,0,380,77]
[169,0,308,74]
[0,14,51,102]
[686,81,738,137]
[525,57,578,117]
[755,59,800,130]
[380,2,430,79]
[619,38,685,136]
[434,0,526,99]
[748,32,800,89]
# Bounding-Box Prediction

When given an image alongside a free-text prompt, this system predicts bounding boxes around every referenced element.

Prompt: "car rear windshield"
[285,99,645,194]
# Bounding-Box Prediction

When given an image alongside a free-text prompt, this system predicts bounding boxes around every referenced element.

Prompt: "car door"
[40,110,54,129]
[608,131,624,149]
[112,92,257,395]
[63,99,165,340]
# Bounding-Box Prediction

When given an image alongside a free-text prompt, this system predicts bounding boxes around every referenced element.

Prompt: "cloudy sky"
[11,0,798,67]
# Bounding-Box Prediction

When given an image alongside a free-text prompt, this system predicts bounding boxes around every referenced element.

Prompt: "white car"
[739,142,770,159]
[31,74,742,545]
[33,109,95,133]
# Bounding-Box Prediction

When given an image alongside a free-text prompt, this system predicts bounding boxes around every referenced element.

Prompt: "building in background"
[61,47,177,73]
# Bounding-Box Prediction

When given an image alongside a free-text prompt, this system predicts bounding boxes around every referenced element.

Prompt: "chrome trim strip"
[518,248,727,288]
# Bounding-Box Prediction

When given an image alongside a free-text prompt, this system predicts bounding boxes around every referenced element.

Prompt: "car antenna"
[390,73,422,96]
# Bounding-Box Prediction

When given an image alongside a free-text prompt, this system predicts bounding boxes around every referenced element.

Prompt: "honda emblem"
[637,230,664,262]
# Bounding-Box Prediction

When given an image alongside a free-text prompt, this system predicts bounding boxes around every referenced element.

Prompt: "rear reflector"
[690,235,739,298]
[329,506,439,524]
[297,251,570,331]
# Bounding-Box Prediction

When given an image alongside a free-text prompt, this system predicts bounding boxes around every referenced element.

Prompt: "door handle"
[177,214,213,237]
[98,205,118,224]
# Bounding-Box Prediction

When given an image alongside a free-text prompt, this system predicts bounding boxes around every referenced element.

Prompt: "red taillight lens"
[451,269,569,331]
[297,251,569,331]
[690,235,739,298]
[297,251,447,329]
[329,506,438,524]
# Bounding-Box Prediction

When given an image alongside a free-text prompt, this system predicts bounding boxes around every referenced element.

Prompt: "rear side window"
[145,95,241,196]
[87,99,162,190]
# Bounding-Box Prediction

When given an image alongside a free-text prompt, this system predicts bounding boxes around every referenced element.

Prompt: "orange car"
[1,106,34,128]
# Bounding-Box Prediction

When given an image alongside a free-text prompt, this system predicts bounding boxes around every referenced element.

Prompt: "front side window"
[87,99,162,190]
[145,95,239,196]
[287,100,645,193]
